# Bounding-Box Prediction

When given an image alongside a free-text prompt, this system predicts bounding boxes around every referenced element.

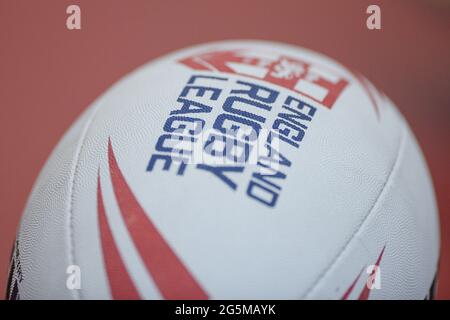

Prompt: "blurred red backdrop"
[0,0,449,299]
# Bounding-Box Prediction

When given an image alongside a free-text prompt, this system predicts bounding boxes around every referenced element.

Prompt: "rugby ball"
[6,40,440,299]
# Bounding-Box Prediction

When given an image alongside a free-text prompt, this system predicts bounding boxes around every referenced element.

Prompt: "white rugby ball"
[7,40,440,299]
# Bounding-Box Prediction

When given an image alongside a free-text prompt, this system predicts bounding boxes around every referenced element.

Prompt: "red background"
[0,0,449,299]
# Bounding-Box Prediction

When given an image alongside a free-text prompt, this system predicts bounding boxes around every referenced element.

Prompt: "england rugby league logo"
[96,48,384,299]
